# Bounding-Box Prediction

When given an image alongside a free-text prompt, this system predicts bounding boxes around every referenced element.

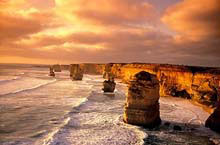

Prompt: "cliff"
[104,63,220,108]
[80,63,105,75]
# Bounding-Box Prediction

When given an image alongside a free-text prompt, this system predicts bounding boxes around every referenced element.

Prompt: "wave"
[0,79,57,97]
[42,87,147,145]
[18,72,25,76]
[0,76,22,84]
[41,97,89,145]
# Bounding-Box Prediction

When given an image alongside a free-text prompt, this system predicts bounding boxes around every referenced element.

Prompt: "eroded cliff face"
[80,63,105,75]
[104,63,220,108]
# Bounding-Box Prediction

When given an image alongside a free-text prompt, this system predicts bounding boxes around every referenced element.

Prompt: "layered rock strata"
[123,71,161,127]
[53,64,62,72]
[70,64,84,80]
[80,63,105,75]
[105,63,220,108]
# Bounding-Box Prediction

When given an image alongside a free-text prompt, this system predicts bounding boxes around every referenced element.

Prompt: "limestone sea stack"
[70,64,84,80]
[102,79,116,93]
[53,64,62,72]
[49,67,55,77]
[123,71,161,128]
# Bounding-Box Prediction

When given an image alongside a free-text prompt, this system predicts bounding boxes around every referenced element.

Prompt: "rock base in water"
[102,80,116,93]
[49,72,55,77]
[49,67,55,77]
[70,64,84,80]
[123,102,161,128]
[71,74,83,81]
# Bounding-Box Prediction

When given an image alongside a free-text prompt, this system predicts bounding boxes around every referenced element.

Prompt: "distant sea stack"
[49,66,55,77]
[53,64,62,72]
[123,71,161,128]
[70,64,84,80]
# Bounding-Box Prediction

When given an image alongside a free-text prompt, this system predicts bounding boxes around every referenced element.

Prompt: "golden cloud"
[162,0,220,41]
[55,0,158,29]
[0,0,220,66]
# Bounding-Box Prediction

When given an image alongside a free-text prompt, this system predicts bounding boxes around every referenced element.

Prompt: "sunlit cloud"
[0,0,219,66]
[162,0,220,41]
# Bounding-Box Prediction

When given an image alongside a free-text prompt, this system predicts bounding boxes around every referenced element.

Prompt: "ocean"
[0,64,94,144]
[0,64,219,145]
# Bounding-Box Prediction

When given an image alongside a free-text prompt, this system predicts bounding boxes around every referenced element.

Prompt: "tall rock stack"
[123,71,161,128]
[70,64,84,80]
[103,63,113,79]
[53,64,62,72]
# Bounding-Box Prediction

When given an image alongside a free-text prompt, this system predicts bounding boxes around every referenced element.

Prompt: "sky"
[0,0,219,66]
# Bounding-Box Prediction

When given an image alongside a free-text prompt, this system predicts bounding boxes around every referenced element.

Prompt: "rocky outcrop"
[123,71,161,128]
[205,101,220,132]
[70,64,84,80]
[80,63,105,75]
[102,79,116,93]
[105,63,220,108]
[53,64,62,72]
[49,67,55,77]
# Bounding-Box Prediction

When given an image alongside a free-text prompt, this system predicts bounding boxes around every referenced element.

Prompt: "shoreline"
[48,79,220,145]
[49,82,146,145]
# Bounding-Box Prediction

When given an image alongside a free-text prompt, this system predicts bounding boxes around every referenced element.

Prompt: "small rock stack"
[49,67,55,77]
[103,77,116,93]
[123,71,161,128]
[70,64,84,80]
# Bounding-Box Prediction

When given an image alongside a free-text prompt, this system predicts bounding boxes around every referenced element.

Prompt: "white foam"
[0,78,56,96]
[48,83,147,145]
[0,76,22,83]
[39,97,89,145]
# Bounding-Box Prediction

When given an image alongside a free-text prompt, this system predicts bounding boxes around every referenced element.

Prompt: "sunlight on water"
[0,64,219,145]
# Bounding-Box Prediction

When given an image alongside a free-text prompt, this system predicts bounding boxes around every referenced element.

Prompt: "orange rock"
[123,71,161,128]
[105,63,220,108]
[49,67,55,77]
[70,64,84,80]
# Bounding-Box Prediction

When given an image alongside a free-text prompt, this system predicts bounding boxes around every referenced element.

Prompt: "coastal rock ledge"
[205,101,220,133]
[123,71,161,128]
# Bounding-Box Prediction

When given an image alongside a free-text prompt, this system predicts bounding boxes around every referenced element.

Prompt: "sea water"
[0,64,220,145]
[0,64,93,144]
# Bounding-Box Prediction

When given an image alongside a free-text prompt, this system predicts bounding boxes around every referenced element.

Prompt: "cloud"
[162,0,220,41]
[0,0,220,66]
[55,0,158,28]
[160,0,220,66]
[0,0,58,44]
